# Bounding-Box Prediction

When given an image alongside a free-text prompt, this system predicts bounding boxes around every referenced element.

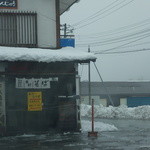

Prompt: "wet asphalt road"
[1,118,150,150]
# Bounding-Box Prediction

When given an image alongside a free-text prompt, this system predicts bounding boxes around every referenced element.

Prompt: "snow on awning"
[0,46,96,63]
[60,0,80,14]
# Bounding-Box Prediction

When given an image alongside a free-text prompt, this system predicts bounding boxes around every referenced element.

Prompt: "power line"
[93,62,114,106]
[116,41,150,49]
[72,0,120,26]
[74,0,135,30]
[76,29,150,46]
[38,13,56,22]
[77,28,150,44]
[84,41,150,49]
[96,48,150,54]
[73,0,126,27]
[75,18,150,47]
[94,33,150,54]
[76,19,150,40]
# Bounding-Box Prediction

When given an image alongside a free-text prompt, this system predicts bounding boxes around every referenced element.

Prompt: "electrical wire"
[116,41,150,49]
[76,19,150,39]
[76,29,150,47]
[77,28,150,43]
[97,48,150,54]
[72,0,120,26]
[93,62,114,106]
[38,13,56,22]
[75,0,135,30]
[73,0,126,27]
[7,104,77,112]
[94,33,150,54]
[85,41,150,49]
[75,18,150,38]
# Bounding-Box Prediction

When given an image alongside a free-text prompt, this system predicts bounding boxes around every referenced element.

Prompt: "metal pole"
[55,0,60,48]
[92,99,94,132]
[87,46,98,137]
[88,98,98,137]
[64,23,67,38]
[88,46,91,105]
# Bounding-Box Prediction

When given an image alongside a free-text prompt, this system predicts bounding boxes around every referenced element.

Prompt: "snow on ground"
[81,104,119,132]
[81,104,150,132]
[81,120,118,132]
[81,104,150,119]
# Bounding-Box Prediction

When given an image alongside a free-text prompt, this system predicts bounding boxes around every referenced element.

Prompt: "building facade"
[81,82,150,107]
[0,0,79,48]
[0,0,97,136]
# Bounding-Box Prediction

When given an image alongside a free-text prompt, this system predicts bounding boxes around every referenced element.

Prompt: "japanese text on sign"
[28,92,42,111]
[16,77,58,89]
[0,0,17,8]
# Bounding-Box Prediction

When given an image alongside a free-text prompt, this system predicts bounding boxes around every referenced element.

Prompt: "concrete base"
[88,131,98,137]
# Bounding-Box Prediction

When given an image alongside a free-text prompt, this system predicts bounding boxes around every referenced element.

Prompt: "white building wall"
[100,98,107,107]
[120,98,127,106]
[81,96,107,106]
[2,0,57,48]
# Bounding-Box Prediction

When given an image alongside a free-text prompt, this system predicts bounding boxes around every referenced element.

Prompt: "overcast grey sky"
[61,0,150,81]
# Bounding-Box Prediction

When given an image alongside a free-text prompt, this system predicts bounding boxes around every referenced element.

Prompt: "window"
[0,11,37,47]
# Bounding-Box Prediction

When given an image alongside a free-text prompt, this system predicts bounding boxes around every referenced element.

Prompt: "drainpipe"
[55,0,60,49]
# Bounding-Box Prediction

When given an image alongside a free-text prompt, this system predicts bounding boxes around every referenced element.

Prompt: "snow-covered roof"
[0,46,96,63]
[60,0,80,14]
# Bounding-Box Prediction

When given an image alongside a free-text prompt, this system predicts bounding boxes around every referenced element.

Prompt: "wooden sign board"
[0,0,17,9]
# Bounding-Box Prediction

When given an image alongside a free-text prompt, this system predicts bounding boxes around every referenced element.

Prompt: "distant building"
[81,81,150,107]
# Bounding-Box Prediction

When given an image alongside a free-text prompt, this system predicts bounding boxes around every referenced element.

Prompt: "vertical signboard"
[28,92,42,111]
[0,0,17,9]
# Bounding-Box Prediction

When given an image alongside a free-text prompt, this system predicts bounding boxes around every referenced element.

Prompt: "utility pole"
[60,24,74,38]
[64,23,67,38]
[55,0,60,48]
[88,45,91,105]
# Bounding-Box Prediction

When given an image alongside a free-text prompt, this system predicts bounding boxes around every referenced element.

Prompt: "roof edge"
[60,0,80,15]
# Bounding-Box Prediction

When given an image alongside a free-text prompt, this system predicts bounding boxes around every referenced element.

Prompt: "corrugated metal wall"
[4,62,79,135]
[127,97,150,107]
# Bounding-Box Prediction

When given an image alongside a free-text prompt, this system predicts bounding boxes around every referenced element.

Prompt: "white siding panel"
[9,0,57,48]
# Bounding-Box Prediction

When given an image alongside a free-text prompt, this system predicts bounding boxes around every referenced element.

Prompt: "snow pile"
[81,120,118,132]
[0,46,96,62]
[81,104,150,119]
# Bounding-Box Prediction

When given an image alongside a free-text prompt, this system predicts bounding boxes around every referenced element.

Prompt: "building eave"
[59,0,80,15]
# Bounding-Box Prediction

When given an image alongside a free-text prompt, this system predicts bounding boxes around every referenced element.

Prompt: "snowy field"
[80,104,150,132]
[81,104,150,120]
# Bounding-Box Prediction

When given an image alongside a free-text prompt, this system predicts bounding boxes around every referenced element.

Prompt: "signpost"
[88,99,98,137]
[0,0,17,8]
